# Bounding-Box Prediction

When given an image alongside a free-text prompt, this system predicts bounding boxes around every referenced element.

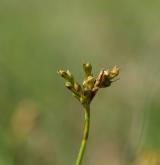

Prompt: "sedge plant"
[57,63,120,165]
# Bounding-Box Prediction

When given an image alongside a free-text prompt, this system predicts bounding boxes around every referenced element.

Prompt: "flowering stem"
[58,63,120,165]
[76,104,90,165]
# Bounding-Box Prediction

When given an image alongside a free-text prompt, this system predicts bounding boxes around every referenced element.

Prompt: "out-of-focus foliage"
[0,0,160,165]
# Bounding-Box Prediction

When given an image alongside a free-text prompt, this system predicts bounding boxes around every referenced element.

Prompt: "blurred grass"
[0,0,160,165]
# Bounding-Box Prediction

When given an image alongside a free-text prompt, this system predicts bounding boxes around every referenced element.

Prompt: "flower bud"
[105,66,120,80]
[95,66,120,88]
[66,70,74,84]
[57,69,68,78]
[74,82,82,93]
[83,76,95,90]
[83,63,92,79]
[57,69,74,84]
[65,81,73,89]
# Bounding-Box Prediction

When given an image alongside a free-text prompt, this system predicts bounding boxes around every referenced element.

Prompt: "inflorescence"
[57,63,120,106]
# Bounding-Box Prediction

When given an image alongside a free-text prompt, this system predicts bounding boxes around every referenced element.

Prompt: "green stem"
[76,104,90,165]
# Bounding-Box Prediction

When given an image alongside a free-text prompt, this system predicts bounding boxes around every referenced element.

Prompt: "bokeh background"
[0,0,160,165]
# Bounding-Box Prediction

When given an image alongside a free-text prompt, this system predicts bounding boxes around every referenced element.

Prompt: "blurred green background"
[0,0,160,165]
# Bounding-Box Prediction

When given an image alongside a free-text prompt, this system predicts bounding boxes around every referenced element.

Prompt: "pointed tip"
[57,69,64,75]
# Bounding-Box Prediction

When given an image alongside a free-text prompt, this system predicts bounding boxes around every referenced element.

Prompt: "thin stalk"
[76,104,90,165]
